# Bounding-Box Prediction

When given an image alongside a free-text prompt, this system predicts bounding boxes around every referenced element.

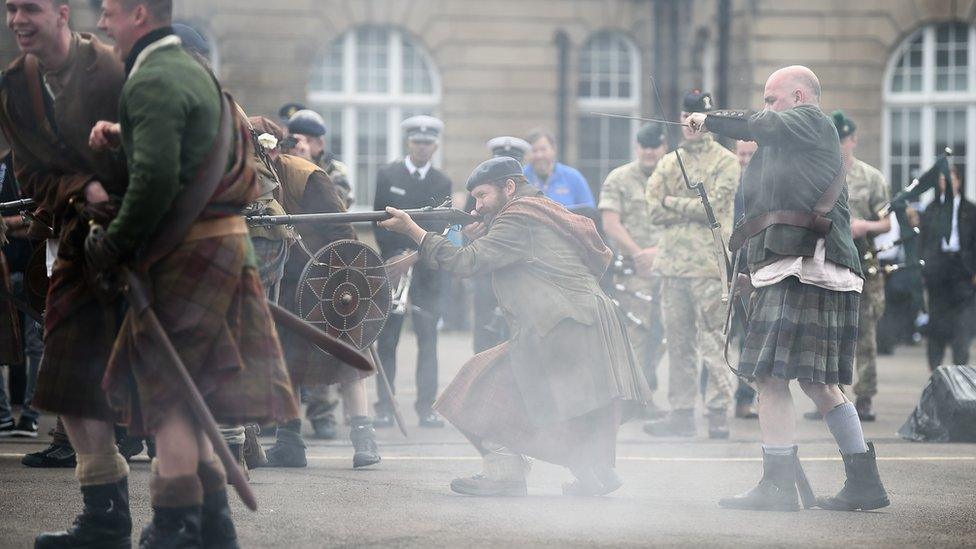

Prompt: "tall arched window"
[309,27,441,207]
[577,31,641,196]
[883,22,976,199]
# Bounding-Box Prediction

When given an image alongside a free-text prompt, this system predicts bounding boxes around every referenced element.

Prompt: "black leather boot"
[201,489,239,549]
[718,448,801,511]
[350,417,381,469]
[815,442,890,511]
[264,420,307,468]
[35,478,131,549]
[139,506,202,549]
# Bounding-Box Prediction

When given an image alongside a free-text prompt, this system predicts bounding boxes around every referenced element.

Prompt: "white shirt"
[751,239,864,293]
[404,157,431,180]
[873,214,903,262]
[941,195,962,252]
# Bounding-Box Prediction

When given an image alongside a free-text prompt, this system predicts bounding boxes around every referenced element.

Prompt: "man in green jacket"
[688,65,889,512]
[379,157,650,497]
[88,0,298,546]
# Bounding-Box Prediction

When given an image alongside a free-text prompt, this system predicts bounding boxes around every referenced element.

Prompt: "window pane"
[935,22,969,92]
[320,108,343,160]
[311,37,343,92]
[935,108,968,184]
[577,114,633,200]
[355,108,389,206]
[888,108,922,192]
[355,27,389,93]
[889,32,923,93]
[402,36,433,95]
[578,32,635,100]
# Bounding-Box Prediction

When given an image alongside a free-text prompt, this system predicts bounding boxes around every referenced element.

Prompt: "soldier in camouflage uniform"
[599,122,668,412]
[832,112,889,422]
[643,91,739,439]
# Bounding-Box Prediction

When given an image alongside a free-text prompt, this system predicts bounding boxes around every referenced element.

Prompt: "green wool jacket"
[107,31,222,254]
[706,104,862,276]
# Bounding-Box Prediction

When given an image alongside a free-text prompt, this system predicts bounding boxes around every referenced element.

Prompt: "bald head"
[763,65,822,112]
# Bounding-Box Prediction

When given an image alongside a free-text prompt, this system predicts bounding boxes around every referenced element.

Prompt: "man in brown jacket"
[0,1,133,546]
[380,157,649,497]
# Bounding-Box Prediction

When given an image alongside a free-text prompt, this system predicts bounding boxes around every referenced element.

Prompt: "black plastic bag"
[899,365,976,442]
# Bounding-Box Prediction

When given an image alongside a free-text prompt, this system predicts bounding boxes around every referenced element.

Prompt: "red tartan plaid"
[435,343,622,470]
[103,234,299,436]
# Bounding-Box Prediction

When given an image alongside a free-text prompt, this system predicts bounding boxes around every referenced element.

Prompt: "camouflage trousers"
[660,276,734,411]
[853,275,885,398]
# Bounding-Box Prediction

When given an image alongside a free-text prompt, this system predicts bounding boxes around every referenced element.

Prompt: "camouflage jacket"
[599,160,658,249]
[846,158,889,271]
[646,135,739,279]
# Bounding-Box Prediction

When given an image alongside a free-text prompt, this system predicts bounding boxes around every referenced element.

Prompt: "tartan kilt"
[278,270,371,387]
[103,234,299,436]
[435,343,623,469]
[737,277,859,385]
[0,253,22,366]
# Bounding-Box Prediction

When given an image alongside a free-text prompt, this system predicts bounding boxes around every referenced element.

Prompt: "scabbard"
[266,301,373,372]
[121,268,258,511]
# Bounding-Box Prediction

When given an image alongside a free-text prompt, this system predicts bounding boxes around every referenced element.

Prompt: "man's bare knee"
[756,375,789,394]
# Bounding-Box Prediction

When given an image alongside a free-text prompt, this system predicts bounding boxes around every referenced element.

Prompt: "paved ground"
[1,330,975,548]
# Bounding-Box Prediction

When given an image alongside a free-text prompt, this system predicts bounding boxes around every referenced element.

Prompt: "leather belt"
[184,215,248,243]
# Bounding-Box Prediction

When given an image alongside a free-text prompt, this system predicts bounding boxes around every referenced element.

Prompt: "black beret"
[636,122,666,148]
[465,157,523,191]
[682,89,713,113]
[288,109,327,137]
[278,102,307,123]
[832,110,857,140]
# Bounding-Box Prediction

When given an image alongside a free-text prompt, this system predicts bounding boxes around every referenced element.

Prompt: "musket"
[0,198,35,213]
[862,227,920,261]
[246,207,478,228]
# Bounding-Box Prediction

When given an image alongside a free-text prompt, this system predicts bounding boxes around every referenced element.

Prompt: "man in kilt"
[686,65,889,512]
[379,157,650,497]
[0,0,139,545]
[87,0,299,545]
[248,118,380,470]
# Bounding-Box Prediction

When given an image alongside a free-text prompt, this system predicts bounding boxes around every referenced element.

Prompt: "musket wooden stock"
[266,301,373,372]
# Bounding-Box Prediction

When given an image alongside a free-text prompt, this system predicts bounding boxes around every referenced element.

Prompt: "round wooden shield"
[296,240,391,350]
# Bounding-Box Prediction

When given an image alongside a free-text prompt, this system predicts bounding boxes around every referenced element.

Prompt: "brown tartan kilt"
[737,277,859,385]
[277,271,371,387]
[435,343,624,470]
[0,253,22,366]
[103,234,299,436]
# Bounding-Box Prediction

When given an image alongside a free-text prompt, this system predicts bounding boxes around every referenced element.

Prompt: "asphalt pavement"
[1,331,974,548]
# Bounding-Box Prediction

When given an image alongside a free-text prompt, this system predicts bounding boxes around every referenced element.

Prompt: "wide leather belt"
[184,215,248,243]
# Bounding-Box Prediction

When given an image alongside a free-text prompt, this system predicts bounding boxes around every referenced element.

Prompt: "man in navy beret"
[378,157,649,497]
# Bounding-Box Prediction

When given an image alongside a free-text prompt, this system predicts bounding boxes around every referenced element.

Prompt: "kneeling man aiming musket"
[379,156,650,497]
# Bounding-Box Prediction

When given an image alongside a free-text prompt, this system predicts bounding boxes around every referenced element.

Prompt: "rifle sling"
[728,161,847,253]
[138,91,234,269]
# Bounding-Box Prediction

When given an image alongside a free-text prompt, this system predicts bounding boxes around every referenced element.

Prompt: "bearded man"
[379,157,649,497]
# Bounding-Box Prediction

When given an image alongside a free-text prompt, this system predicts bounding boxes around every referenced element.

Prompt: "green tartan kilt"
[737,277,859,385]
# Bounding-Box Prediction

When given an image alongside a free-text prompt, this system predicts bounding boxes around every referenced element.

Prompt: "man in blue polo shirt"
[524,130,595,209]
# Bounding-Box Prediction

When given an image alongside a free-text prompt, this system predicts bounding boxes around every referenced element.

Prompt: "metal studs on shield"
[296,240,392,350]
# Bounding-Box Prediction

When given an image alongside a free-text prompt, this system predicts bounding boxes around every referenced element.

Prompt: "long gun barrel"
[246,207,478,228]
[0,198,36,213]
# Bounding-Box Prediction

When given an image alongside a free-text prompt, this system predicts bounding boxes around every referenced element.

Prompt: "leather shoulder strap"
[729,160,847,252]
[22,55,46,124]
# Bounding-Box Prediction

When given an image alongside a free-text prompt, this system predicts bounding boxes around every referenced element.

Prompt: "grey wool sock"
[824,402,869,455]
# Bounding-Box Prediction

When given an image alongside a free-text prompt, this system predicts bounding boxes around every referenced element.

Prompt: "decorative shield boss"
[296,240,392,350]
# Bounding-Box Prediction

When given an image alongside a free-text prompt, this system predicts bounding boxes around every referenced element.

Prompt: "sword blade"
[588,112,690,127]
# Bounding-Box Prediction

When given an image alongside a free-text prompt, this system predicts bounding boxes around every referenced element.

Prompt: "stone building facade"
[2,0,974,202]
